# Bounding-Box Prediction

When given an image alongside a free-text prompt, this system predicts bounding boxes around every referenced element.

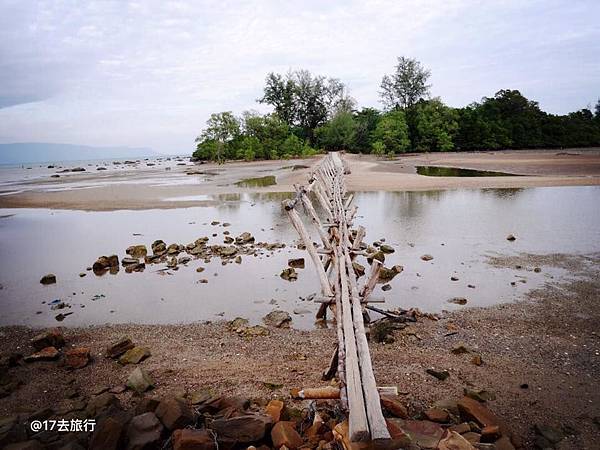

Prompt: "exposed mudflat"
[1,253,598,448]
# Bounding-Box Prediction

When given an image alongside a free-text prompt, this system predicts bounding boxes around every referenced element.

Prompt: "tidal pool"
[235,175,277,187]
[0,186,598,329]
[416,166,521,177]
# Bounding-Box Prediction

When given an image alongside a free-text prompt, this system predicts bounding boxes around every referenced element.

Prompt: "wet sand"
[1,149,599,210]
[1,252,598,448]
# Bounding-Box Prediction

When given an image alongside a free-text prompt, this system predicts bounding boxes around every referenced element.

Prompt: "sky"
[0,0,598,155]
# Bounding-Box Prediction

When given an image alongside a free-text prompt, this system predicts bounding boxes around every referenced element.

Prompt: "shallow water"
[416,166,521,177]
[235,175,277,187]
[0,186,599,329]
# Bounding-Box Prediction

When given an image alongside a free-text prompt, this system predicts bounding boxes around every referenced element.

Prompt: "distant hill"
[0,143,159,164]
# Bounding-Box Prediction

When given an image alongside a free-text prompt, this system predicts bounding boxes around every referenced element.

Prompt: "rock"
[240,326,270,337]
[451,343,471,354]
[126,412,163,450]
[438,431,476,450]
[224,236,234,244]
[280,268,298,281]
[378,265,403,282]
[40,274,57,285]
[421,254,434,261]
[167,243,181,255]
[107,337,135,359]
[151,240,166,255]
[292,308,310,315]
[31,328,65,351]
[464,388,495,402]
[368,251,385,264]
[86,392,121,417]
[287,258,305,269]
[220,246,237,257]
[450,276,459,281]
[263,310,292,328]
[424,408,449,423]
[119,346,151,365]
[352,262,365,277]
[210,414,273,444]
[380,394,408,418]
[450,423,471,434]
[135,397,161,415]
[122,257,140,266]
[394,419,444,449]
[461,432,481,445]
[448,297,467,305]
[235,256,242,264]
[196,267,205,273]
[79,272,86,277]
[126,245,148,259]
[426,368,449,381]
[506,234,516,241]
[235,232,255,245]
[71,167,86,172]
[266,399,284,422]
[380,244,395,254]
[534,424,564,445]
[24,346,59,362]
[382,284,392,291]
[271,421,303,449]
[89,416,125,450]
[155,397,194,430]
[172,429,216,450]
[228,317,249,331]
[126,368,154,394]
[65,347,90,369]
[481,424,501,442]
[533,267,542,273]
[471,355,483,366]
[457,397,503,431]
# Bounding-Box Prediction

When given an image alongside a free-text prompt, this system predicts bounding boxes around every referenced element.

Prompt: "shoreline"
[1,149,600,211]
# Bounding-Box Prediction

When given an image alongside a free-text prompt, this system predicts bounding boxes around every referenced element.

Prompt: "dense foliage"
[194,61,600,161]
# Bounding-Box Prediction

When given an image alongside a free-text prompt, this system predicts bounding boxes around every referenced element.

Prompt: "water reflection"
[0,186,598,329]
[416,166,521,177]
[235,175,277,187]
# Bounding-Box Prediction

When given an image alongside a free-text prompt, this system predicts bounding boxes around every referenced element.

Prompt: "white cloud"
[0,0,598,153]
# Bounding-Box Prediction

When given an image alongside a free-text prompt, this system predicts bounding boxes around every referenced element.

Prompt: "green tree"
[413,98,459,151]
[315,111,357,150]
[353,108,381,153]
[371,110,410,153]
[242,111,289,159]
[380,57,431,110]
[194,112,240,162]
[371,141,385,156]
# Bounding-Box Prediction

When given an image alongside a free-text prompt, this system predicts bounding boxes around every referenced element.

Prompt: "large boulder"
[126,245,148,259]
[39,274,56,285]
[151,240,167,255]
[235,232,255,245]
[126,412,164,450]
[155,397,194,430]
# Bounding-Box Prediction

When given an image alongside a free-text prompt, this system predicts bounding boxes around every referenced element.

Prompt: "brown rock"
[271,421,303,449]
[287,258,305,269]
[24,346,59,362]
[481,424,501,442]
[65,347,90,369]
[462,432,481,445]
[494,436,516,450]
[86,392,121,418]
[126,412,164,450]
[506,234,516,241]
[126,368,154,394]
[421,254,434,261]
[424,408,449,423]
[126,245,148,259]
[451,343,471,354]
[210,414,273,443]
[31,328,65,351]
[265,399,284,423]
[173,429,216,450]
[394,420,444,449]
[106,337,135,359]
[89,417,125,450]
[457,397,504,432]
[471,355,483,366]
[438,431,476,450]
[155,397,194,430]
[135,397,161,415]
[450,423,471,434]
[352,261,365,277]
[380,394,408,418]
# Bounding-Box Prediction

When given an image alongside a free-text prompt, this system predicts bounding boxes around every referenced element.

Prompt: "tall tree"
[315,111,357,150]
[413,98,459,151]
[371,110,410,154]
[380,57,431,110]
[194,112,240,162]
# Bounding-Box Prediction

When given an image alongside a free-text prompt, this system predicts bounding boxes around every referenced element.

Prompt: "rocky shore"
[1,253,598,449]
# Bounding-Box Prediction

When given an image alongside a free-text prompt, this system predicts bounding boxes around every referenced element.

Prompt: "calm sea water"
[0,186,599,329]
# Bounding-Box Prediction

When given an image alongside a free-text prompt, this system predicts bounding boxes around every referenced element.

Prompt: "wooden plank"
[361,259,382,301]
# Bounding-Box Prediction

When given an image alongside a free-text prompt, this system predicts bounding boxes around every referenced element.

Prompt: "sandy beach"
[1,149,599,211]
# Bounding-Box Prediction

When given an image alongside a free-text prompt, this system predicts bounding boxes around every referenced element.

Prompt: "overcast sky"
[0,0,598,154]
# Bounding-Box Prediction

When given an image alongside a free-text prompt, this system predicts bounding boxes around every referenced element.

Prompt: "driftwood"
[283,152,391,442]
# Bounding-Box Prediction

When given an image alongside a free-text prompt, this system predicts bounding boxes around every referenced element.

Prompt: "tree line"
[193,57,600,161]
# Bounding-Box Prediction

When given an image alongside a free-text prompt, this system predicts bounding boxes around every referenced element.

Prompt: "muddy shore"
[1,253,598,448]
[1,149,599,211]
